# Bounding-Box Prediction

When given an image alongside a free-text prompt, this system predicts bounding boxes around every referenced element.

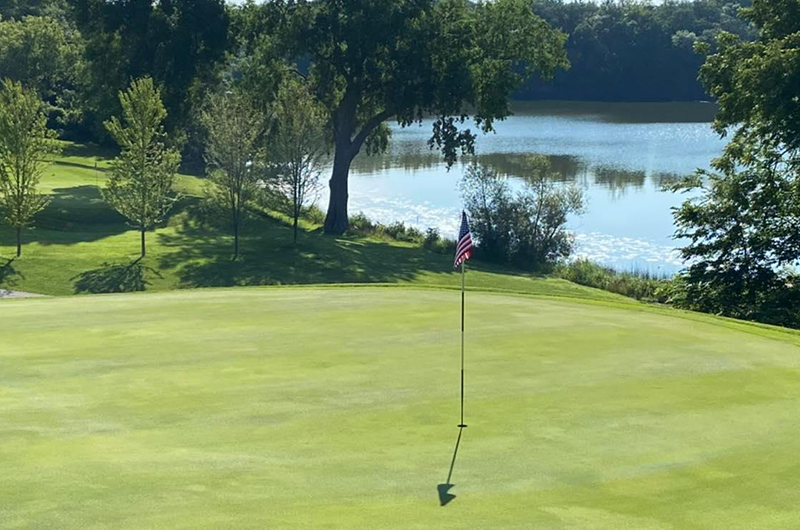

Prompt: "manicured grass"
[0,142,621,301]
[5,142,799,528]
[2,287,800,529]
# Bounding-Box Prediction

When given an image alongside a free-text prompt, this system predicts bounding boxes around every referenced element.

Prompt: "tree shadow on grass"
[0,185,130,250]
[72,259,162,294]
[156,212,456,288]
[42,187,197,228]
[1,188,201,249]
[53,160,111,173]
[40,186,121,225]
[60,142,117,161]
[0,258,22,288]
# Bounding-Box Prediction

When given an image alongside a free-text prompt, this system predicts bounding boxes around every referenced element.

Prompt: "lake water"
[321,101,727,274]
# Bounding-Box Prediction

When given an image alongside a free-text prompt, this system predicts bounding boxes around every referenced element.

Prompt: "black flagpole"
[459,260,467,428]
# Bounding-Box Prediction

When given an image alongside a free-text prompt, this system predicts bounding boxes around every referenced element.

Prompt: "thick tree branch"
[333,87,359,143]
[351,109,393,152]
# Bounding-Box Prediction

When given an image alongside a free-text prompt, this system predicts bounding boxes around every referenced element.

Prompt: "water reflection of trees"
[510,101,718,124]
[350,150,684,198]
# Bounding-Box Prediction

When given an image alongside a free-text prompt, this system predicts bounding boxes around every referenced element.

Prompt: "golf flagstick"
[438,212,473,507]
[453,211,473,429]
[459,260,466,428]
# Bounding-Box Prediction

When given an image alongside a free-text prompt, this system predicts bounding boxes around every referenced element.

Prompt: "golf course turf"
[2,287,800,529]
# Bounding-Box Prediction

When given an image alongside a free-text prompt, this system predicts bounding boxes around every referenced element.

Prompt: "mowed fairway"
[2,288,800,529]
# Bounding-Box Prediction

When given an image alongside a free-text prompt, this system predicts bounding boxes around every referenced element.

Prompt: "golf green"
[2,287,799,529]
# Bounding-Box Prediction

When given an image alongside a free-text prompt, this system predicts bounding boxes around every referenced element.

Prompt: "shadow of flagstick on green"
[437,426,465,506]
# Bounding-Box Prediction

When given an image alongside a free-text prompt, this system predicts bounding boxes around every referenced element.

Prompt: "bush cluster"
[422,228,456,255]
[348,212,423,242]
[461,160,584,270]
[343,212,456,253]
[303,204,326,225]
[659,271,800,329]
[555,259,670,303]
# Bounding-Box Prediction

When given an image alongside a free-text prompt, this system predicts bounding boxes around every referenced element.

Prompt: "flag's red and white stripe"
[454,211,474,268]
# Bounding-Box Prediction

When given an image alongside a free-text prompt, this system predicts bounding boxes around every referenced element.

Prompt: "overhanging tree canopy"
[668,0,800,326]
[264,0,569,234]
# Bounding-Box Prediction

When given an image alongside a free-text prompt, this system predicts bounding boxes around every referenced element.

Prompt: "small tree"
[269,78,327,244]
[0,79,59,257]
[460,158,584,269]
[459,163,516,261]
[104,77,180,259]
[515,158,585,266]
[202,89,264,260]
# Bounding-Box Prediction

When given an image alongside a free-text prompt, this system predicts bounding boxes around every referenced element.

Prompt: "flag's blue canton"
[454,211,474,268]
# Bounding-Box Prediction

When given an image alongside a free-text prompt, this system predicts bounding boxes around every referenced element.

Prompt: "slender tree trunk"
[324,139,354,235]
[233,220,240,261]
[293,213,299,244]
[141,228,146,259]
[16,227,21,258]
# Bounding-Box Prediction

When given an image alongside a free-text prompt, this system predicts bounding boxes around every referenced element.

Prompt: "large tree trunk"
[141,229,146,259]
[324,145,352,235]
[322,91,391,235]
[16,227,21,258]
[324,91,359,236]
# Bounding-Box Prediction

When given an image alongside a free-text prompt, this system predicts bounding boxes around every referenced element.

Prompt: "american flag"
[453,211,474,268]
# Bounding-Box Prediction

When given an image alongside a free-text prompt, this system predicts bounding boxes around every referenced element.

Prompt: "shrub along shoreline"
[309,207,672,304]
[554,259,670,304]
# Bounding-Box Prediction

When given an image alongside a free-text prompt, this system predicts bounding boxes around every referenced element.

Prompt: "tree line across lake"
[1,0,756,161]
[2,0,800,330]
[525,0,756,101]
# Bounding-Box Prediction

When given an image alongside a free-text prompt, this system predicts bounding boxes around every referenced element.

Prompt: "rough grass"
[2,287,800,529]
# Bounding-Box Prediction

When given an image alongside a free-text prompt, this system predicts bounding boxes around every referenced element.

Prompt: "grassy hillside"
[2,287,800,529]
[0,143,621,301]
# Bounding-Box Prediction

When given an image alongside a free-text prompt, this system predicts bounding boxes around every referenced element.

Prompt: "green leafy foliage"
[267,77,328,244]
[70,0,230,141]
[0,15,85,127]
[2,0,761,150]
[103,77,181,258]
[461,158,584,269]
[0,0,71,21]
[520,0,757,101]
[0,79,60,257]
[201,88,264,260]
[555,259,670,302]
[422,228,457,255]
[345,213,425,244]
[669,0,800,327]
